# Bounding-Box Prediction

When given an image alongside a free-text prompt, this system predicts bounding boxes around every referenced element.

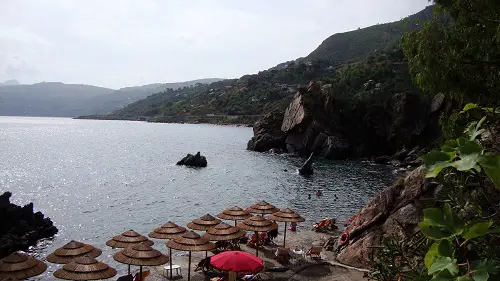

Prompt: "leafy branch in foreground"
[418,104,500,280]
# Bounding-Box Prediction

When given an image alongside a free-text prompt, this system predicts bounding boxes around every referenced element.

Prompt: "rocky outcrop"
[247,81,444,161]
[332,167,437,268]
[176,152,208,167]
[247,110,286,152]
[0,192,58,258]
[299,153,314,176]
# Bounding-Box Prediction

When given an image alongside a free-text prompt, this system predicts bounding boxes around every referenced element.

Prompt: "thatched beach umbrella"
[203,222,247,242]
[148,222,187,240]
[53,256,116,281]
[106,230,153,274]
[217,206,252,226]
[237,216,278,257]
[148,221,186,280]
[114,243,168,280]
[166,231,216,281]
[47,240,102,264]
[187,214,221,231]
[0,252,47,280]
[106,230,154,249]
[269,208,305,247]
[246,201,279,216]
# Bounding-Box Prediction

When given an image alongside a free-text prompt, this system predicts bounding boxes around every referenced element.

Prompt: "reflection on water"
[0,116,396,279]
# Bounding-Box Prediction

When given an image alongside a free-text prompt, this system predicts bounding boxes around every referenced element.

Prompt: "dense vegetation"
[112,6,434,119]
[370,1,500,280]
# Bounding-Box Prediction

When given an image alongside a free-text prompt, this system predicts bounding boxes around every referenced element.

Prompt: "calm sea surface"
[0,117,396,278]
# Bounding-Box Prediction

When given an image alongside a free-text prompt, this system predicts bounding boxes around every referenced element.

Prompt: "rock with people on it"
[176,152,208,167]
[0,192,58,258]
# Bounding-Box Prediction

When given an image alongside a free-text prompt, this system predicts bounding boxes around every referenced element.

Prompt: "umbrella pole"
[169,248,173,280]
[140,265,143,281]
[283,222,287,247]
[256,231,259,257]
[128,264,131,275]
[206,251,208,258]
[188,251,192,281]
[234,220,237,227]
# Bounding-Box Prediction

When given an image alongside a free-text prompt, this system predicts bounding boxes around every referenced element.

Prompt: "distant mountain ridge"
[0,78,223,117]
[0,80,20,86]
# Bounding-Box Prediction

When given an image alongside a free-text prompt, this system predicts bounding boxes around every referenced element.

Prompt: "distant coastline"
[74,114,261,126]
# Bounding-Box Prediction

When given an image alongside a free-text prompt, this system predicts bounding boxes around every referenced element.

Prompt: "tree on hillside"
[402,0,500,105]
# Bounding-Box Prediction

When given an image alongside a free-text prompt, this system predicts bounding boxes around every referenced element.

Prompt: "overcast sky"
[0,0,430,89]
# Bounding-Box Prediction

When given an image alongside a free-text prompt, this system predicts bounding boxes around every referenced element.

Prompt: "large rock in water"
[0,192,58,258]
[176,152,208,167]
[333,167,437,268]
[247,109,286,152]
[299,153,314,176]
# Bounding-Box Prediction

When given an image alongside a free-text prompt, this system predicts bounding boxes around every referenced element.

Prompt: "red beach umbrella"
[210,251,263,274]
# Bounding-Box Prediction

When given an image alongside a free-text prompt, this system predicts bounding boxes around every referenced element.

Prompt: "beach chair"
[306,247,323,259]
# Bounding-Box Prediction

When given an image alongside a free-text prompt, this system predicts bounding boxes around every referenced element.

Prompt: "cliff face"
[247,82,446,161]
[332,167,436,267]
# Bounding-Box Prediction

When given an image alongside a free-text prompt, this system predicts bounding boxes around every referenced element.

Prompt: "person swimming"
[308,194,311,199]
[316,190,322,196]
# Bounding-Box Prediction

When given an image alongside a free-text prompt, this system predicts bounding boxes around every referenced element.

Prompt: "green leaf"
[457,137,468,146]
[421,151,455,165]
[475,259,500,275]
[420,221,452,240]
[441,145,456,152]
[463,220,493,240]
[429,257,459,275]
[425,242,440,269]
[462,103,480,113]
[457,276,474,281]
[452,157,480,172]
[478,155,500,189]
[459,141,483,155]
[444,140,459,149]
[473,269,489,281]
[424,208,447,227]
[426,162,453,178]
[438,239,453,258]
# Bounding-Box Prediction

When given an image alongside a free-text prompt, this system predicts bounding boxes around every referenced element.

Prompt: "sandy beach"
[138,227,368,281]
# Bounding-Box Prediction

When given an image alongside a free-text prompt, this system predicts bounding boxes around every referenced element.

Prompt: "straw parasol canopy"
[269,208,305,247]
[113,243,168,266]
[166,231,216,281]
[53,256,116,280]
[237,216,278,257]
[246,201,279,215]
[166,231,216,252]
[0,252,47,280]
[202,222,247,241]
[187,214,221,231]
[148,221,186,239]
[217,206,252,224]
[269,208,305,223]
[47,240,102,264]
[106,230,154,248]
[237,216,278,232]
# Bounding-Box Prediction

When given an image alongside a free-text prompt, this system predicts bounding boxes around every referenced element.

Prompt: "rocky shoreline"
[0,192,58,258]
